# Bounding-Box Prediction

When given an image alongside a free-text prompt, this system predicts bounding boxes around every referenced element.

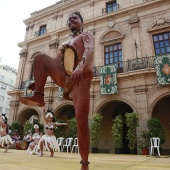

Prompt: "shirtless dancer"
[0,114,13,152]
[38,109,67,157]
[19,11,94,170]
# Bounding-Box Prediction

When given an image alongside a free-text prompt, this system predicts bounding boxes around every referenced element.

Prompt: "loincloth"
[63,70,94,100]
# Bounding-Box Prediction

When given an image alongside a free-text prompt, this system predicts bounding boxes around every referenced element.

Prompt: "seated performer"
[19,11,94,170]
[23,131,32,145]
[27,124,42,155]
[0,114,14,152]
[38,109,67,157]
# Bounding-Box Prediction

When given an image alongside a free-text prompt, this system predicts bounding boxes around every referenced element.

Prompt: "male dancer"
[19,11,94,170]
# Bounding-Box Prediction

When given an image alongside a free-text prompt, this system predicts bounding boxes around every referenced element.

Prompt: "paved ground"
[0,149,170,170]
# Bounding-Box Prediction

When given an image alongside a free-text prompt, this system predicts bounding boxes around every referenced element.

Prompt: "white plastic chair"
[62,137,73,153]
[150,137,160,157]
[56,137,64,152]
[71,138,79,153]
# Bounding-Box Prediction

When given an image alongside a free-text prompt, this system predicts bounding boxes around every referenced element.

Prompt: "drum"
[15,140,21,149]
[20,141,28,150]
[15,140,28,150]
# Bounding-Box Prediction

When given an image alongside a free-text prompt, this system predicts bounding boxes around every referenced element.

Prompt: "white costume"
[38,133,59,152]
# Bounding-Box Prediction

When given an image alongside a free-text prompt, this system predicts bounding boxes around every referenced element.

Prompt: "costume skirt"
[0,134,13,146]
[38,134,59,152]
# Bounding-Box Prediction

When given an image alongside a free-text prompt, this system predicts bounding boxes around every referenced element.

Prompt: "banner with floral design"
[58,87,64,98]
[100,64,118,94]
[155,54,170,85]
[24,80,34,97]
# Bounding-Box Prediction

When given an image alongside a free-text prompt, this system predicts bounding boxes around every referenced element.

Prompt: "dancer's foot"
[80,165,89,170]
[50,151,54,157]
[19,93,45,107]
[39,151,43,157]
[4,147,8,153]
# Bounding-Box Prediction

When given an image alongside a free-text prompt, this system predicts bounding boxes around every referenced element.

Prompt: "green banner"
[100,64,118,94]
[58,87,64,98]
[155,54,170,85]
[24,80,34,97]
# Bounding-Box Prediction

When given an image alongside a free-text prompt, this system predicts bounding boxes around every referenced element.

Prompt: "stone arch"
[94,94,136,114]
[53,102,75,120]
[29,51,44,62]
[17,107,41,125]
[149,87,170,118]
[99,28,125,44]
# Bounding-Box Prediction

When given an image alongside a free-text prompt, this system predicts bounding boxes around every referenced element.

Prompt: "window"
[10,79,13,84]
[39,25,47,36]
[0,95,4,101]
[104,43,122,71]
[1,75,4,81]
[1,84,6,91]
[106,1,118,13]
[0,107,2,112]
[7,98,11,103]
[5,108,9,113]
[153,32,170,55]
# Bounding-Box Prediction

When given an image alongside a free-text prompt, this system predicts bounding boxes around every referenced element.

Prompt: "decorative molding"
[134,88,148,94]
[49,39,59,49]
[100,28,125,44]
[129,17,140,28]
[108,18,116,28]
[29,24,34,29]
[19,49,27,58]
[148,18,170,32]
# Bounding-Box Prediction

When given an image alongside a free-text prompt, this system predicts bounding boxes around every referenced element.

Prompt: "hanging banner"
[155,54,170,85]
[100,64,118,95]
[24,80,34,97]
[58,87,64,98]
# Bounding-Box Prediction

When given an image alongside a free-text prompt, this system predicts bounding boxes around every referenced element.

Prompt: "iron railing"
[102,3,119,14]
[93,56,155,77]
[20,56,155,89]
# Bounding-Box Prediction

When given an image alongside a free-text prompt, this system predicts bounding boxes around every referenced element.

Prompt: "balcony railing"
[20,56,155,89]
[93,56,155,77]
[102,3,119,14]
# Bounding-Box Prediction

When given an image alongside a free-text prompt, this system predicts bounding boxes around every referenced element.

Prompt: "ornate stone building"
[8,0,170,154]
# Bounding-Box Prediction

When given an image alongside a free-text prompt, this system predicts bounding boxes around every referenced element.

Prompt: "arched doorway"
[98,100,133,153]
[17,108,39,138]
[55,105,75,121]
[152,95,170,154]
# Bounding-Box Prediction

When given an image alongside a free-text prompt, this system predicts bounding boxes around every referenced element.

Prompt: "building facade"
[8,0,170,154]
[0,65,17,117]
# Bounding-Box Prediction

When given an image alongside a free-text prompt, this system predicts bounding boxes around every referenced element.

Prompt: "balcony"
[102,3,119,15]
[93,56,155,77]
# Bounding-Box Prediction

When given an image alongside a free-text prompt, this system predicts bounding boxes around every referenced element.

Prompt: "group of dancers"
[0,109,68,157]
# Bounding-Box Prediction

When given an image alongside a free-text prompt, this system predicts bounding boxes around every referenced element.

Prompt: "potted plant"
[125,112,139,154]
[90,113,103,153]
[111,115,123,154]
[138,130,150,155]
[147,118,165,154]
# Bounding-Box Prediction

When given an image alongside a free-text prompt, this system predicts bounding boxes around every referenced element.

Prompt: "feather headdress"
[34,124,39,129]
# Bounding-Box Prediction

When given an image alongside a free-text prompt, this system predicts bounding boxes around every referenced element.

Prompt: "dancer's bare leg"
[19,53,65,107]
[39,140,44,157]
[4,144,8,153]
[49,147,54,157]
[72,80,91,170]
